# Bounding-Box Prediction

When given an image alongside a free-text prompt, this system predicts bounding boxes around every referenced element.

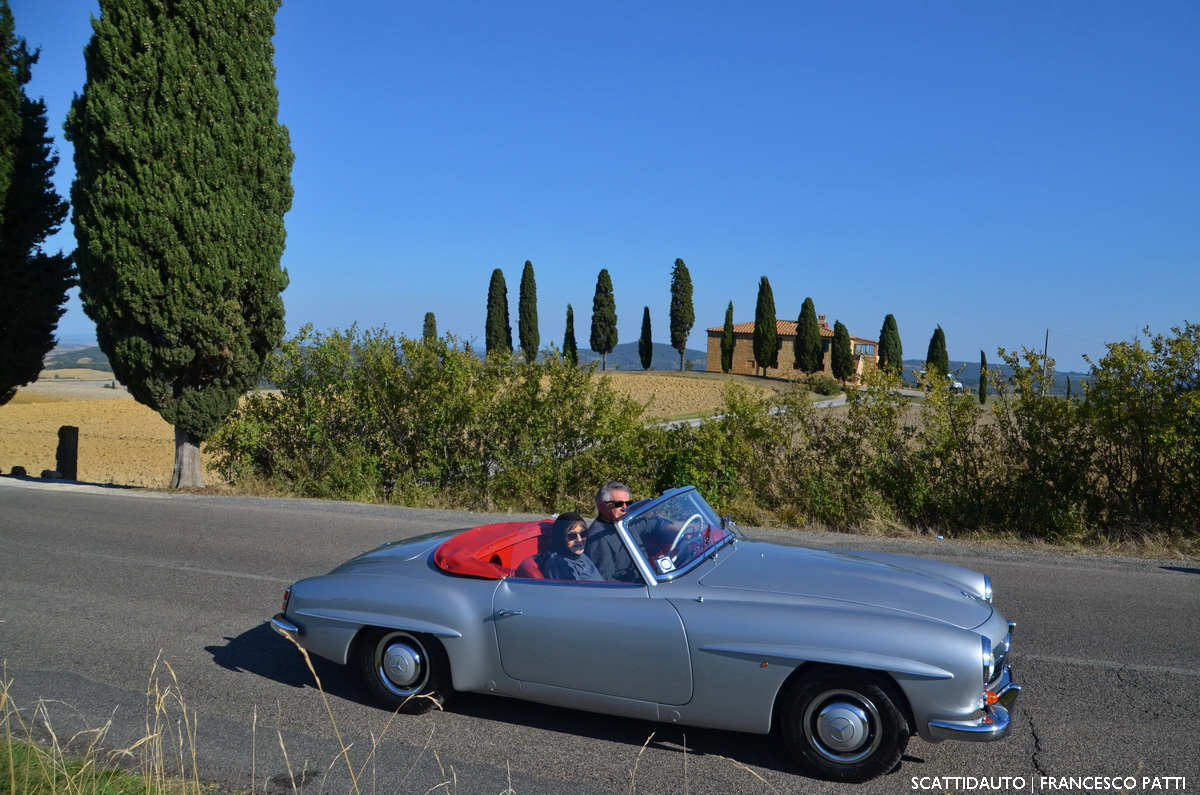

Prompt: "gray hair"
[595,480,630,505]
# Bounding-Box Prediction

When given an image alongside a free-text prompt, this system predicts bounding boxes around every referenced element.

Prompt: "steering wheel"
[665,513,707,561]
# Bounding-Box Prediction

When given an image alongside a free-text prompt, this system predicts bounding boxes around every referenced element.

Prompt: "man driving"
[584,480,639,582]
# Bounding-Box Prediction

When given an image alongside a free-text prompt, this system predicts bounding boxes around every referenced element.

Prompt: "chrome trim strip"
[616,515,660,586]
[616,485,735,585]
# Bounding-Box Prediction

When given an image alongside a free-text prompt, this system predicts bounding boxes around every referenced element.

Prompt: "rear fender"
[285,569,504,691]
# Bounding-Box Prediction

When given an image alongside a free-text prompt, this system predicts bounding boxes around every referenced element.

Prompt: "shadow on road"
[205,622,371,704]
[206,623,929,784]
[0,473,141,490]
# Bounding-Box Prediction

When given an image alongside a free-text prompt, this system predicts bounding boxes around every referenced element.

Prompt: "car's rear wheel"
[780,668,909,783]
[359,629,451,714]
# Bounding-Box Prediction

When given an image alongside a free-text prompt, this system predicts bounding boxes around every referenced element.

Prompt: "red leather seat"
[514,555,547,579]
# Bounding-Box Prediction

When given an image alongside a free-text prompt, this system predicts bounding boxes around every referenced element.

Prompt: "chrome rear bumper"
[271,612,300,641]
[928,666,1021,742]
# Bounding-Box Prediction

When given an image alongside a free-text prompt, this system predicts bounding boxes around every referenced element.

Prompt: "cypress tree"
[878,313,903,374]
[589,268,617,370]
[979,350,988,404]
[668,257,693,371]
[0,10,74,406]
[831,320,853,382]
[563,303,577,366]
[752,276,777,377]
[794,296,823,374]
[0,1,18,216]
[65,0,292,487]
[639,306,653,370]
[517,259,538,363]
[720,300,735,373]
[484,268,511,358]
[925,325,949,376]
[422,312,437,341]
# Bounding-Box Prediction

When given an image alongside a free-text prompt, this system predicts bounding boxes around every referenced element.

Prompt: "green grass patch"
[2,735,148,795]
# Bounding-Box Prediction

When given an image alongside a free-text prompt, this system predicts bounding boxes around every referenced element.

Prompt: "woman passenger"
[540,512,604,581]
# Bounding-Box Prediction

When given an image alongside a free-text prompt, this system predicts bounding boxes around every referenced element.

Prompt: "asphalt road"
[2,477,1198,794]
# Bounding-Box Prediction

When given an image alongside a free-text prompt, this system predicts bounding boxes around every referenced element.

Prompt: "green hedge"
[208,323,1200,546]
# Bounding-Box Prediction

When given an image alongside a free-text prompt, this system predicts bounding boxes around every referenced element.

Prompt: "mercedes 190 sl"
[272,486,1020,782]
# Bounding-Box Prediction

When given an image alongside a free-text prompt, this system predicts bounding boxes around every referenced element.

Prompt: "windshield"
[620,488,732,579]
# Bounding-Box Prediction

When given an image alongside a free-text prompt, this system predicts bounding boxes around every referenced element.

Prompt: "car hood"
[699,542,993,630]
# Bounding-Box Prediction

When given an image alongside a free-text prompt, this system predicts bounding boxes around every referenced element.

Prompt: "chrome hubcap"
[804,689,881,763]
[378,635,425,694]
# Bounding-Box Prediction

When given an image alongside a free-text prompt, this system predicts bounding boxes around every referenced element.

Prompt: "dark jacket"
[585,519,640,583]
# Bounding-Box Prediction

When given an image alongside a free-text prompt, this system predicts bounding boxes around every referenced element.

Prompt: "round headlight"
[982,575,993,603]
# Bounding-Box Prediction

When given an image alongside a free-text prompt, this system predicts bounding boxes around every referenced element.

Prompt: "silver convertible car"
[272,486,1020,783]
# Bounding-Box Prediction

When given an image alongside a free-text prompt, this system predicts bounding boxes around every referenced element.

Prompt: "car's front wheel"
[780,668,909,783]
[359,629,451,714]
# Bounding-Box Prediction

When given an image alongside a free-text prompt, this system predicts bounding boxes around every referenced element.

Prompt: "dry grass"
[1,658,204,795]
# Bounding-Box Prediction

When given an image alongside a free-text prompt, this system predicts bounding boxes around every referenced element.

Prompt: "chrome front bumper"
[928,666,1021,742]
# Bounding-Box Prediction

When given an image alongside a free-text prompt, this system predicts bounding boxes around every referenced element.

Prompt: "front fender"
[668,598,990,735]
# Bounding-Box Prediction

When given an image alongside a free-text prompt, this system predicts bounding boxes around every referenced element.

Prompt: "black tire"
[779,668,909,783]
[358,629,451,714]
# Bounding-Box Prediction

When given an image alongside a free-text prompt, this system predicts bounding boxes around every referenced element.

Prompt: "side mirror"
[721,515,745,539]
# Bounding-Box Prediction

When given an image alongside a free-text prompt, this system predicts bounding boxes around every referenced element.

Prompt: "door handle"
[496,609,523,618]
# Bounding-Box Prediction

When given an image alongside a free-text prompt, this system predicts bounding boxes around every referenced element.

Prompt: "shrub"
[208,326,651,511]
[804,373,842,396]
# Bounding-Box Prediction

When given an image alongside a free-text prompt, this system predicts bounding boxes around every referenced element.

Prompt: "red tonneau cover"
[433,519,552,579]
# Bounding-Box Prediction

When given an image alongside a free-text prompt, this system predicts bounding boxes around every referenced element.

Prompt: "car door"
[492,578,693,705]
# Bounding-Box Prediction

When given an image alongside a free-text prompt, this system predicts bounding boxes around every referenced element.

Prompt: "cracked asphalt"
[2,477,1197,794]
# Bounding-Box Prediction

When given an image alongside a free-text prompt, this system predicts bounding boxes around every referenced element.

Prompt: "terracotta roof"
[706,320,878,345]
[705,320,829,336]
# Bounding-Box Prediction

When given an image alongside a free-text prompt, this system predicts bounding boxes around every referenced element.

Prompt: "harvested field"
[2,380,184,487]
[0,369,792,487]
[38,368,116,381]
[599,370,781,419]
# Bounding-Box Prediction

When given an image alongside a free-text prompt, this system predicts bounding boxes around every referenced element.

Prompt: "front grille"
[990,631,1012,684]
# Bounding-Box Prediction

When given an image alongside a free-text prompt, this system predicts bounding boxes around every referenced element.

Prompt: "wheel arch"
[349,621,456,662]
[356,626,453,714]
[772,662,917,738]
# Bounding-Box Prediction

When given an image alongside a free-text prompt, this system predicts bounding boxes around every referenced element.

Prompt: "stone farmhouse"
[705,315,879,379]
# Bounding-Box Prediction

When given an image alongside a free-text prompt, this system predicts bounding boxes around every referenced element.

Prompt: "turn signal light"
[985,690,1000,706]
[281,587,291,613]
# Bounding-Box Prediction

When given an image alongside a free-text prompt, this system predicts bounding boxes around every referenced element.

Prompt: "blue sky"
[13,0,1200,371]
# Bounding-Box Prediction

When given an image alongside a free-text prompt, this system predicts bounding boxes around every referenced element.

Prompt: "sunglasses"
[565,530,589,540]
[604,500,631,508]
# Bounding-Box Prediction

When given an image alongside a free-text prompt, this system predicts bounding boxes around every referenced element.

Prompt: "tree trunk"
[170,426,205,488]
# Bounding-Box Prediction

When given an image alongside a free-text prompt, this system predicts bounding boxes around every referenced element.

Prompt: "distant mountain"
[45,345,112,372]
[577,341,707,371]
[901,359,1090,397]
